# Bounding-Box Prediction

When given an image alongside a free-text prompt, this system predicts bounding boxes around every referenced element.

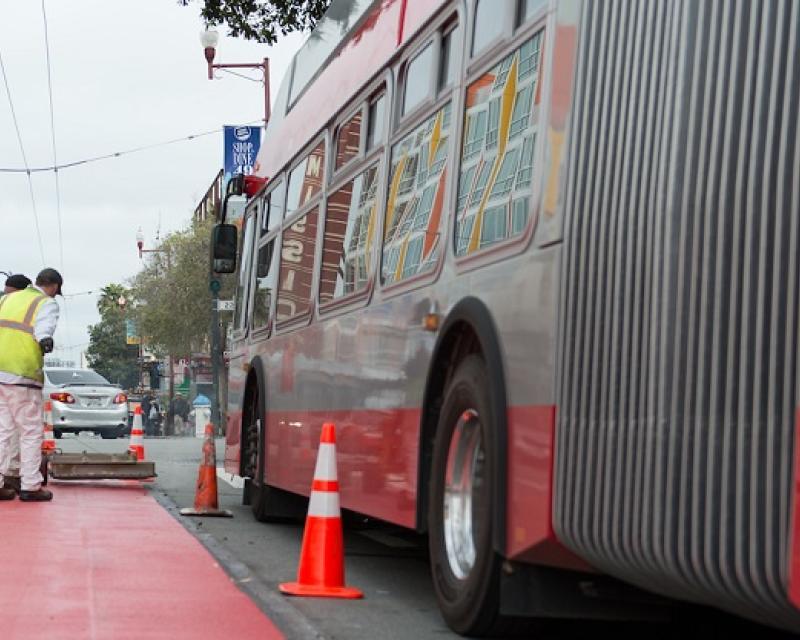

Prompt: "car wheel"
[54,429,62,439]
[100,431,117,440]
[428,355,503,636]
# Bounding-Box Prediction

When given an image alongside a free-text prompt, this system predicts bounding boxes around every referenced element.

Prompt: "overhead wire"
[0,47,47,265]
[0,119,262,174]
[41,0,71,355]
[41,0,64,270]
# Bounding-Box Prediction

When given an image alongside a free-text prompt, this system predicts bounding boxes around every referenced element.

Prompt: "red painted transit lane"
[0,481,284,640]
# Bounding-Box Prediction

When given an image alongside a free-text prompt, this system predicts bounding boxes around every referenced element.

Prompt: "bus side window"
[252,236,279,331]
[261,181,285,235]
[472,0,509,56]
[382,103,452,285]
[455,30,544,256]
[335,110,362,171]
[438,23,461,92]
[286,141,326,217]
[320,163,380,303]
[276,207,319,322]
[402,43,434,117]
[366,93,386,151]
[234,211,256,332]
[516,0,547,27]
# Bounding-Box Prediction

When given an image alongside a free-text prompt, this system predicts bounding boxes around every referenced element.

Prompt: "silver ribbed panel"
[555,0,800,630]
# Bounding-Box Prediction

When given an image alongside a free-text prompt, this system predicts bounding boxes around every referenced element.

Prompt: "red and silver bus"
[219,0,800,634]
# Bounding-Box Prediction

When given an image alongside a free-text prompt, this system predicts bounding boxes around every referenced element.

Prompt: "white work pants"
[0,384,43,491]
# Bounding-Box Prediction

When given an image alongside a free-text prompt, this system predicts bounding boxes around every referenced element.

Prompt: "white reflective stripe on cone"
[308,489,341,517]
[312,443,338,481]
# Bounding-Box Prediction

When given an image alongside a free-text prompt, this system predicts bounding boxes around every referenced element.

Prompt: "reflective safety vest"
[0,287,49,383]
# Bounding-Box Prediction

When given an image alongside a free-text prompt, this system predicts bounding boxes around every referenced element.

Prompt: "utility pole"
[209,278,223,436]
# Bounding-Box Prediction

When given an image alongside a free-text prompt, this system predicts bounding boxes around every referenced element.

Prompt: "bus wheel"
[242,387,302,521]
[429,355,502,636]
[241,385,269,520]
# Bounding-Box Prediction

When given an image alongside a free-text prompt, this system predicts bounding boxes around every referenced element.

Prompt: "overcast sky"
[0,0,305,367]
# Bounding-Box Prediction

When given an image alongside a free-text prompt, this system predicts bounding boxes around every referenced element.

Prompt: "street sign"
[216,299,235,312]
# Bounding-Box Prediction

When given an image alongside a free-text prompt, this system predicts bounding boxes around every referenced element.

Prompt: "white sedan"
[43,368,129,439]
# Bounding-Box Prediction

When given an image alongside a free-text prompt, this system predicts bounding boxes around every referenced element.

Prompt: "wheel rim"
[443,408,485,580]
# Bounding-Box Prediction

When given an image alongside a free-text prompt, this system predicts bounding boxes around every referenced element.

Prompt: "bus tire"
[241,382,269,521]
[428,354,503,636]
[242,383,303,522]
[248,418,274,522]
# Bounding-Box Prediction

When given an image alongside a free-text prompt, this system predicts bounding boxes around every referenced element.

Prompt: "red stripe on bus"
[506,404,591,571]
[251,404,588,569]
[312,479,339,493]
[397,0,408,46]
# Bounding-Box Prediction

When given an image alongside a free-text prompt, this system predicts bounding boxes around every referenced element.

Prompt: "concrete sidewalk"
[0,480,284,640]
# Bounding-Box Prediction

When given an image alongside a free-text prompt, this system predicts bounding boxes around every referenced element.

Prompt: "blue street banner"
[223,125,261,185]
[125,318,140,345]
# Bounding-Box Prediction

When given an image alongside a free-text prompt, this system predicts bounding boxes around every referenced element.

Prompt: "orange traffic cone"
[41,400,56,454]
[279,422,363,599]
[180,423,232,517]
[128,406,145,461]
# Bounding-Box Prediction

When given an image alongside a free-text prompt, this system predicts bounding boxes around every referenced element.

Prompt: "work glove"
[39,337,54,354]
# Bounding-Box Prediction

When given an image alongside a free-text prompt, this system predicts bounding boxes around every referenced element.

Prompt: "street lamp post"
[199,31,268,436]
[200,29,271,127]
[136,228,171,266]
[116,294,143,391]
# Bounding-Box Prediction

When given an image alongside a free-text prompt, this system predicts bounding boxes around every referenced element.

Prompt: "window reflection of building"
[320,165,379,303]
[383,103,452,284]
[456,31,543,256]
[286,141,326,216]
[277,208,319,321]
[336,111,362,170]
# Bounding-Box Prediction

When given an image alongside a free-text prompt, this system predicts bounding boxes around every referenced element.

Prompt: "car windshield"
[46,369,111,386]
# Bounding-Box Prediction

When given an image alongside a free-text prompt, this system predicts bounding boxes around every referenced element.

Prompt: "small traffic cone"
[180,423,232,517]
[128,406,146,461]
[38,400,55,487]
[41,400,56,454]
[279,423,363,599]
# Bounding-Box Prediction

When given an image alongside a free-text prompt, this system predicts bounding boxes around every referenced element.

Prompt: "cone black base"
[179,507,233,517]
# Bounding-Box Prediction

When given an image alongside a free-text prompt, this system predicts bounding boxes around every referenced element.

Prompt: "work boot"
[0,487,16,501]
[2,476,21,494]
[19,488,53,502]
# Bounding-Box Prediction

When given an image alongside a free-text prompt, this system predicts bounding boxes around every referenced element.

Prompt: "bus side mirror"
[212,224,238,274]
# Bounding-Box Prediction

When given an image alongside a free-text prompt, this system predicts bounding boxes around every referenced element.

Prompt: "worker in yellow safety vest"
[0,268,63,502]
[0,273,33,494]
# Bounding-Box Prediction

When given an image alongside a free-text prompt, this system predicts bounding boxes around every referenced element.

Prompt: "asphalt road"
[54,433,800,640]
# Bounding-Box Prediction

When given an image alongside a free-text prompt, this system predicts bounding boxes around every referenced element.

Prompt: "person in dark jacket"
[168,393,189,436]
[141,394,152,436]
